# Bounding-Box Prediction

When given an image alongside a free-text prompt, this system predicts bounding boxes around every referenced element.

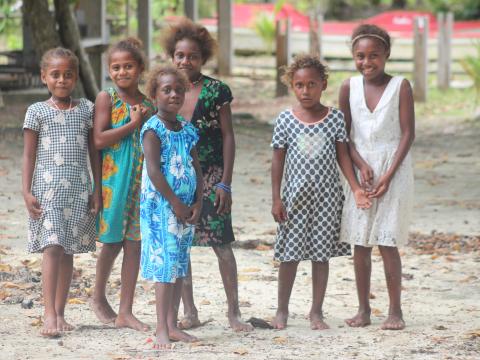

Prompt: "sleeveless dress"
[23,99,96,254]
[189,75,235,247]
[97,88,155,243]
[271,108,351,262]
[340,76,414,247]
[139,115,199,283]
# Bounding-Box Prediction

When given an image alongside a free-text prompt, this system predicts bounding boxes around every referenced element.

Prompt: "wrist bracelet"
[215,182,232,194]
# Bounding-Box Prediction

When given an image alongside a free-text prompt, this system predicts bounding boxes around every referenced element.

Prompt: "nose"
[181,57,191,66]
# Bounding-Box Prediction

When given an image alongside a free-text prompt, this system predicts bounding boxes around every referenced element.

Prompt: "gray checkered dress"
[271,108,351,262]
[23,99,96,254]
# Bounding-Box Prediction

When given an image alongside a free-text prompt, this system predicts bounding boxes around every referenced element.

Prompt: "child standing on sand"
[271,54,371,330]
[339,24,415,330]
[22,47,101,337]
[92,38,155,331]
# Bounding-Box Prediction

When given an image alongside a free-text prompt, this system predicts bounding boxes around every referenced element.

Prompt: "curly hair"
[107,37,147,69]
[351,24,391,54]
[40,47,79,74]
[145,65,189,101]
[281,53,328,86]
[162,17,216,64]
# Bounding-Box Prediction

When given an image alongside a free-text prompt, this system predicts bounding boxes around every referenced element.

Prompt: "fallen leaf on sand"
[239,300,252,307]
[372,308,383,316]
[465,330,480,339]
[109,354,131,360]
[237,275,254,281]
[21,258,40,268]
[233,348,249,355]
[148,299,156,305]
[68,298,86,305]
[434,325,448,330]
[369,293,376,299]
[242,267,261,273]
[255,244,272,251]
[0,289,11,300]
[1,282,34,290]
[0,264,12,272]
[459,275,478,283]
[402,273,414,280]
[200,299,211,305]
[273,336,288,345]
[31,316,43,327]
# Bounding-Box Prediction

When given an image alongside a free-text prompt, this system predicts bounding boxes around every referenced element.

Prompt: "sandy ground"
[0,79,479,359]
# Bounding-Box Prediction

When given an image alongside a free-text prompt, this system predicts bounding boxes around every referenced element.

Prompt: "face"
[292,68,327,109]
[353,38,389,80]
[41,57,77,100]
[155,74,186,113]
[172,38,203,81]
[108,50,143,89]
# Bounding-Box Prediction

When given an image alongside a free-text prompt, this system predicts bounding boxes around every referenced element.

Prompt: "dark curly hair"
[107,37,147,69]
[281,53,328,86]
[145,65,189,101]
[351,24,391,55]
[162,17,216,64]
[40,47,79,75]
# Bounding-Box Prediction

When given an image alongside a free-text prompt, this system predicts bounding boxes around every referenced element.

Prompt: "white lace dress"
[340,76,414,247]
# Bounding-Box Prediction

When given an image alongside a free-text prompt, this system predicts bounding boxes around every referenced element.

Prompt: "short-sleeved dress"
[97,87,156,243]
[189,75,235,247]
[271,108,351,262]
[23,99,96,254]
[340,76,414,247]
[139,115,199,283]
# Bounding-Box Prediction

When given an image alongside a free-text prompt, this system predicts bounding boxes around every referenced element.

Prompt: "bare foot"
[57,316,75,332]
[310,312,330,330]
[115,313,150,332]
[178,313,202,330]
[40,316,59,338]
[169,326,198,343]
[381,314,405,330]
[153,328,173,350]
[90,297,117,324]
[228,313,254,332]
[272,310,288,330]
[345,311,371,328]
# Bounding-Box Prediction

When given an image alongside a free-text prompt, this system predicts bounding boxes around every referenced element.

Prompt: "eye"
[125,64,133,69]
[112,65,119,71]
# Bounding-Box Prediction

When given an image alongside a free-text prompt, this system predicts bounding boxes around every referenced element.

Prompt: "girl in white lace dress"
[339,25,415,330]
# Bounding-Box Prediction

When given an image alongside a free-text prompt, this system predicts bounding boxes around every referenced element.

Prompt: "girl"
[163,18,252,332]
[22,47,101,337]
[271,54,371,330]
[92,38,155,331]
[339,24,415,330]
[141,65,203,349]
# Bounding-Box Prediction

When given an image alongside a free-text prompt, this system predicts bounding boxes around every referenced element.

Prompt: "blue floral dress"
[139,115,199,283]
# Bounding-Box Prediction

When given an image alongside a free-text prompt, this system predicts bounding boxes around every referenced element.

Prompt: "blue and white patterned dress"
[139,115,199,283]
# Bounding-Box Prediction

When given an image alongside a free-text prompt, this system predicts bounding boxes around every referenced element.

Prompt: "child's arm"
[143,130,192,223]
[336,142,372,209]
[271,148,288,223]
[88,128,102,215]
[186,147,203,225]
[369,79,415,198]
[93,91,146,150]
[216,103,235,214]
[22,129,42,219]
[338,79,374,189]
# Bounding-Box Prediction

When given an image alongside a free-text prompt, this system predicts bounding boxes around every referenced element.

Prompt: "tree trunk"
[54,0,99,101]
[392,0,407,9]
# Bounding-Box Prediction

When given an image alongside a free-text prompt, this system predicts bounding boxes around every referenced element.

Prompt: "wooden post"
[137,0,152,64]
[309,13,323,61]
[437,12,453,90]
[276,18,291,97]
[126,0,131,36]
[217,0,233,76]
[184,0,198,22]
[413,16,429,102]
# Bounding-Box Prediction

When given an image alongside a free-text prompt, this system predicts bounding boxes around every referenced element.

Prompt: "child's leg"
[91,242,122,323]
[55,252,74,331]
[168,278,198,342]
[272,261,299,329]
[115,240,150,331]
[310,261,330,330]
[41,245,63,337]
[378,245,404,330]
[346,245,372,327]
[213,244,253,332]
[179,259,201,330]
[154,282,174,349]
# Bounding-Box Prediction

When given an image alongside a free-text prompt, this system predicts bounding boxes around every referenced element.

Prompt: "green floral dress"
[191,75,234,247]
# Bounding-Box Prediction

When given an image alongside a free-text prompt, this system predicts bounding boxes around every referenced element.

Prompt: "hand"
[214,187,232,215]
[368,174,391,199]
[359,163,374,190]
[271,199,288,223]
[89,192,102,216]
[353,188,372,209]
[172,199,192,224]
[24,193,42,219]
[130,104,146,127]
[186,201,202,225]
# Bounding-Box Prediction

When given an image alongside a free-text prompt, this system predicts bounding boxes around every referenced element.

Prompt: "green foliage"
[252,12,276,53]
[460,42,480,105]
[0,0,22,50]
[426,0,480,20]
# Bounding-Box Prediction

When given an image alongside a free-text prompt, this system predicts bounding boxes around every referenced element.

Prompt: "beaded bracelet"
[215,182,232,194]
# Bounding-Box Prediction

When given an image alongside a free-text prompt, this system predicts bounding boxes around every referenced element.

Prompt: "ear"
[322,79,328,91]
[40,70,47,85]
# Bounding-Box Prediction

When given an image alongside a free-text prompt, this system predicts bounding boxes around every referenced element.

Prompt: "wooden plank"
[184,0,198,22]
[137,0,152,65]
[437,12,453,89]
[413,16,428,102]
[217,0,233,76]
[276,18,291,97]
